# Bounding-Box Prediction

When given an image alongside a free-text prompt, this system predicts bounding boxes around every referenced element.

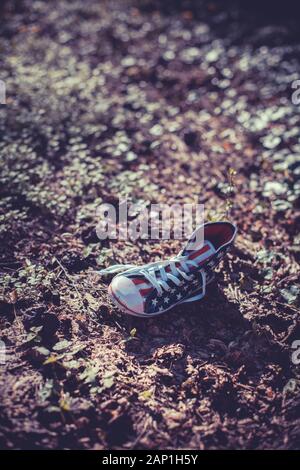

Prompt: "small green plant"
[207,167,236,221]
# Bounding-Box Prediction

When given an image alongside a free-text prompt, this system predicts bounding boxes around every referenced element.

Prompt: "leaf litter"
[0,0,300,450]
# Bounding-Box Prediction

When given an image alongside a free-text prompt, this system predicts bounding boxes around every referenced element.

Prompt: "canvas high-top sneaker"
[99,221,237,317]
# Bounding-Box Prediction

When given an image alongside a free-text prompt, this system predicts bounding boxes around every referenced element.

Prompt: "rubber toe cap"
[110,276,145,315]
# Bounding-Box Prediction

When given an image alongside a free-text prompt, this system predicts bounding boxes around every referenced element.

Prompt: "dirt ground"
[0,0,300,450]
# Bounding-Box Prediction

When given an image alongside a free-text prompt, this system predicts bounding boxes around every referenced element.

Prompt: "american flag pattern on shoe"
[99,221,237,317]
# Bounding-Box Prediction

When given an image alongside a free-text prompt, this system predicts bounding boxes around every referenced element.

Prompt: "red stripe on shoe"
[189,244,210,260]
[132,278,146,285]
[139,287,153,296]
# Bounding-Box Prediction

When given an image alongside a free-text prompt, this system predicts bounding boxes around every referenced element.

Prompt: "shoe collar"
[181,221,237,256]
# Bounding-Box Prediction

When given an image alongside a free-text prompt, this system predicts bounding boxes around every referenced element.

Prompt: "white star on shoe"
[152,299,158,306]
[159,306,164,312]
[176,293,182,300]
[164,296,170,304]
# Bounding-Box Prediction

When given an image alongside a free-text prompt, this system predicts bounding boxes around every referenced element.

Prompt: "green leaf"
[43,354,64,365]
[102,372,115,390]
[280,285,300,305]
[53,340,71,351]
[35,346,50,356]
[38,379,54,402]
[62,359,81,369]
[79,362,101,384]
[139,389,152,400]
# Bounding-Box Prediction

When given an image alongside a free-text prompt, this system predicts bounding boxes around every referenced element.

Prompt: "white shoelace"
[99,256,206,301]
